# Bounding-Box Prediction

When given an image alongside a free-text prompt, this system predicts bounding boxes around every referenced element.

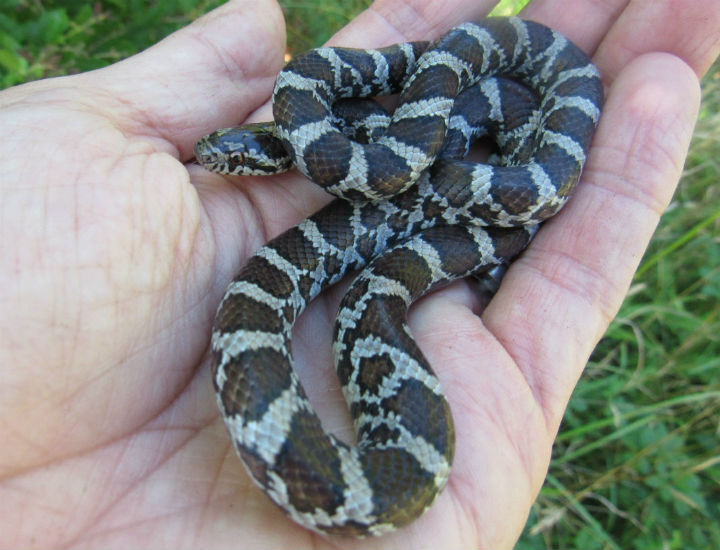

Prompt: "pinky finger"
[487,52,702,427]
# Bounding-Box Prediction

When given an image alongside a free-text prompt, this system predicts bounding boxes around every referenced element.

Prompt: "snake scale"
[194,16,603,536]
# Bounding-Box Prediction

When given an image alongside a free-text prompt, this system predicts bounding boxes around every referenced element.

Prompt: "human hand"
[1,0,718,548]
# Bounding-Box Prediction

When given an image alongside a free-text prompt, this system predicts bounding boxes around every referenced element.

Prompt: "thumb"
[83,0,286,160]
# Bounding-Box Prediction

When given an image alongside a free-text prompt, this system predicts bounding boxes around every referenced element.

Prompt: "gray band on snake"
[195,16,603,537]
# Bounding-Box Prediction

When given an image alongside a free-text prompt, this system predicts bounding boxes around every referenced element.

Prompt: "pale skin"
[1,0,719,547]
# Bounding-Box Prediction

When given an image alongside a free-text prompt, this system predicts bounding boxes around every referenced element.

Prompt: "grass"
[2,0,718,547]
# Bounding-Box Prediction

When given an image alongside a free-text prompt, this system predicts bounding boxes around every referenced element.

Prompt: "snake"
[194,16,603,537]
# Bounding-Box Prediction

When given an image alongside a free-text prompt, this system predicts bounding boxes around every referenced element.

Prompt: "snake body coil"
[196,17,603,536]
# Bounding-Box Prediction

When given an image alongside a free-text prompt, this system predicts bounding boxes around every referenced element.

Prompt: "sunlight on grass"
[490,0,531,16]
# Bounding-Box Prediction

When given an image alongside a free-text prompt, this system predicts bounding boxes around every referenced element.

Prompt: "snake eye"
[229,151,245,165]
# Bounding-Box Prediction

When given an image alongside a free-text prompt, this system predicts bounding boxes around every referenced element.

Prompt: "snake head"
[194,123,293,176]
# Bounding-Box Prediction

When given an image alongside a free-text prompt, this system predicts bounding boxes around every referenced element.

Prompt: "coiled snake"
[195,16,603,536]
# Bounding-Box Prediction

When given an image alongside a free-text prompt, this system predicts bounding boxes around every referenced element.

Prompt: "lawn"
[1,0,718,547]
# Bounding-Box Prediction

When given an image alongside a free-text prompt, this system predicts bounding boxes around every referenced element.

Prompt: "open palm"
[1,0,718,547]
